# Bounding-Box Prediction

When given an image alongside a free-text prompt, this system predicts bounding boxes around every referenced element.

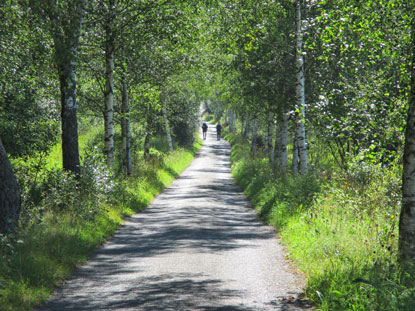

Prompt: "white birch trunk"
[163,107,174,151]
[250,119,258,155]
[121,78,132,176]
[104,4,115,168]
[295,0,308,174]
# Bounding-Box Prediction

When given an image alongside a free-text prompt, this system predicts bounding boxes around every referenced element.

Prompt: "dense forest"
[1,0,415,310]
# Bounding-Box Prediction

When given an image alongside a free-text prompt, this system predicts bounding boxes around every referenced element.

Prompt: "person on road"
[216,121,222,141]
[202,122,208,140]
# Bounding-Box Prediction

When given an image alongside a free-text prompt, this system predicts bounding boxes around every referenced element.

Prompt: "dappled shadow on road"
[40,273,245,310]
[40,272,311,311]
[81,140,269,261]
[39,133,312,311]
[90,178,271,261]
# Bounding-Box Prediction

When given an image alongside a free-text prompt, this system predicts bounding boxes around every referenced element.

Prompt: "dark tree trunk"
[45,0,86,176]
[399,23,415,262]
[121,77,132,175]
[58,66,80,175]
[267,107,274,166]
[292,135,299,177]
[0,138,21,234]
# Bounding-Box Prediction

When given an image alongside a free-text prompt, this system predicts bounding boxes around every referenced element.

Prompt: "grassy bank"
[0,136,201,311]
[226,133,411,310]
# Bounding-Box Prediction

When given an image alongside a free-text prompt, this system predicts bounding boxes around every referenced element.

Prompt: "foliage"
[305,0,410,168]
[227,131,410,310]
[2,0,415,310]
[0,1,59,157]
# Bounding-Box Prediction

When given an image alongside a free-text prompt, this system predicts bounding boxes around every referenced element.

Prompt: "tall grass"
[226,132,412,310]
[0,129,201,310]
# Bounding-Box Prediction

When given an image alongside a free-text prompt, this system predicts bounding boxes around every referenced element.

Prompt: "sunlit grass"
[45,123,104,170]
[226,131,407,311]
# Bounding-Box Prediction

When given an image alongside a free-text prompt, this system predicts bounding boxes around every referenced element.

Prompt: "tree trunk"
[104,5,115,168]
[231,110,236,132]
[295,0,308,175]
[0,138,21,234]
[121,77,132,176]
[292,135,299,177]
[267,108,274,166]
[163,107,174,151]
[280,111,289,174]
[274,118,281,168]
[48,1,85,175]
[58,63,81,175]
[399,24,415,262]
[250,119,258,155]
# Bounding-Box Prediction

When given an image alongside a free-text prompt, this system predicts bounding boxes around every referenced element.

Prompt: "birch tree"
[121,75,132,176]
[294,0,308,175]
[274,110,289,173]
[100,0,116,168]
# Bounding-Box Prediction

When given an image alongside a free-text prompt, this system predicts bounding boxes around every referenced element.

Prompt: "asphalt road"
[39,124,311,311]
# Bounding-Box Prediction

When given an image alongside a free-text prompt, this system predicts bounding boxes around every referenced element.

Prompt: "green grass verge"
[226,132,410,311]
[45,123,104,170]
[0,138,202,311]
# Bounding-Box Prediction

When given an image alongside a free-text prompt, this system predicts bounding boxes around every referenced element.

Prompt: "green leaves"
[305,0,411,167]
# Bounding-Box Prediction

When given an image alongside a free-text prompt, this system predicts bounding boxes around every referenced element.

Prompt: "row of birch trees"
[0,0,211,233]
[3,0,415,264]
[208,0,415,262]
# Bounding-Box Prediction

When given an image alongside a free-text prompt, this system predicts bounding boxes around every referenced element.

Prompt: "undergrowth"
[226,132,413,311]
[0,130,201,311]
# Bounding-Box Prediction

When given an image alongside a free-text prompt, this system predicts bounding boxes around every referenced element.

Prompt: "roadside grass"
[45,123,104,170]
[0,131,202,310]
[226,132,411,310]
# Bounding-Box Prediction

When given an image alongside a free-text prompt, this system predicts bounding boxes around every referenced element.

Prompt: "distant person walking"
[202,122,208,140]
[216,121,222,141]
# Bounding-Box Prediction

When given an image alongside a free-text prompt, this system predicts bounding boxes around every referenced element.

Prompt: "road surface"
[39,124,310,311]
